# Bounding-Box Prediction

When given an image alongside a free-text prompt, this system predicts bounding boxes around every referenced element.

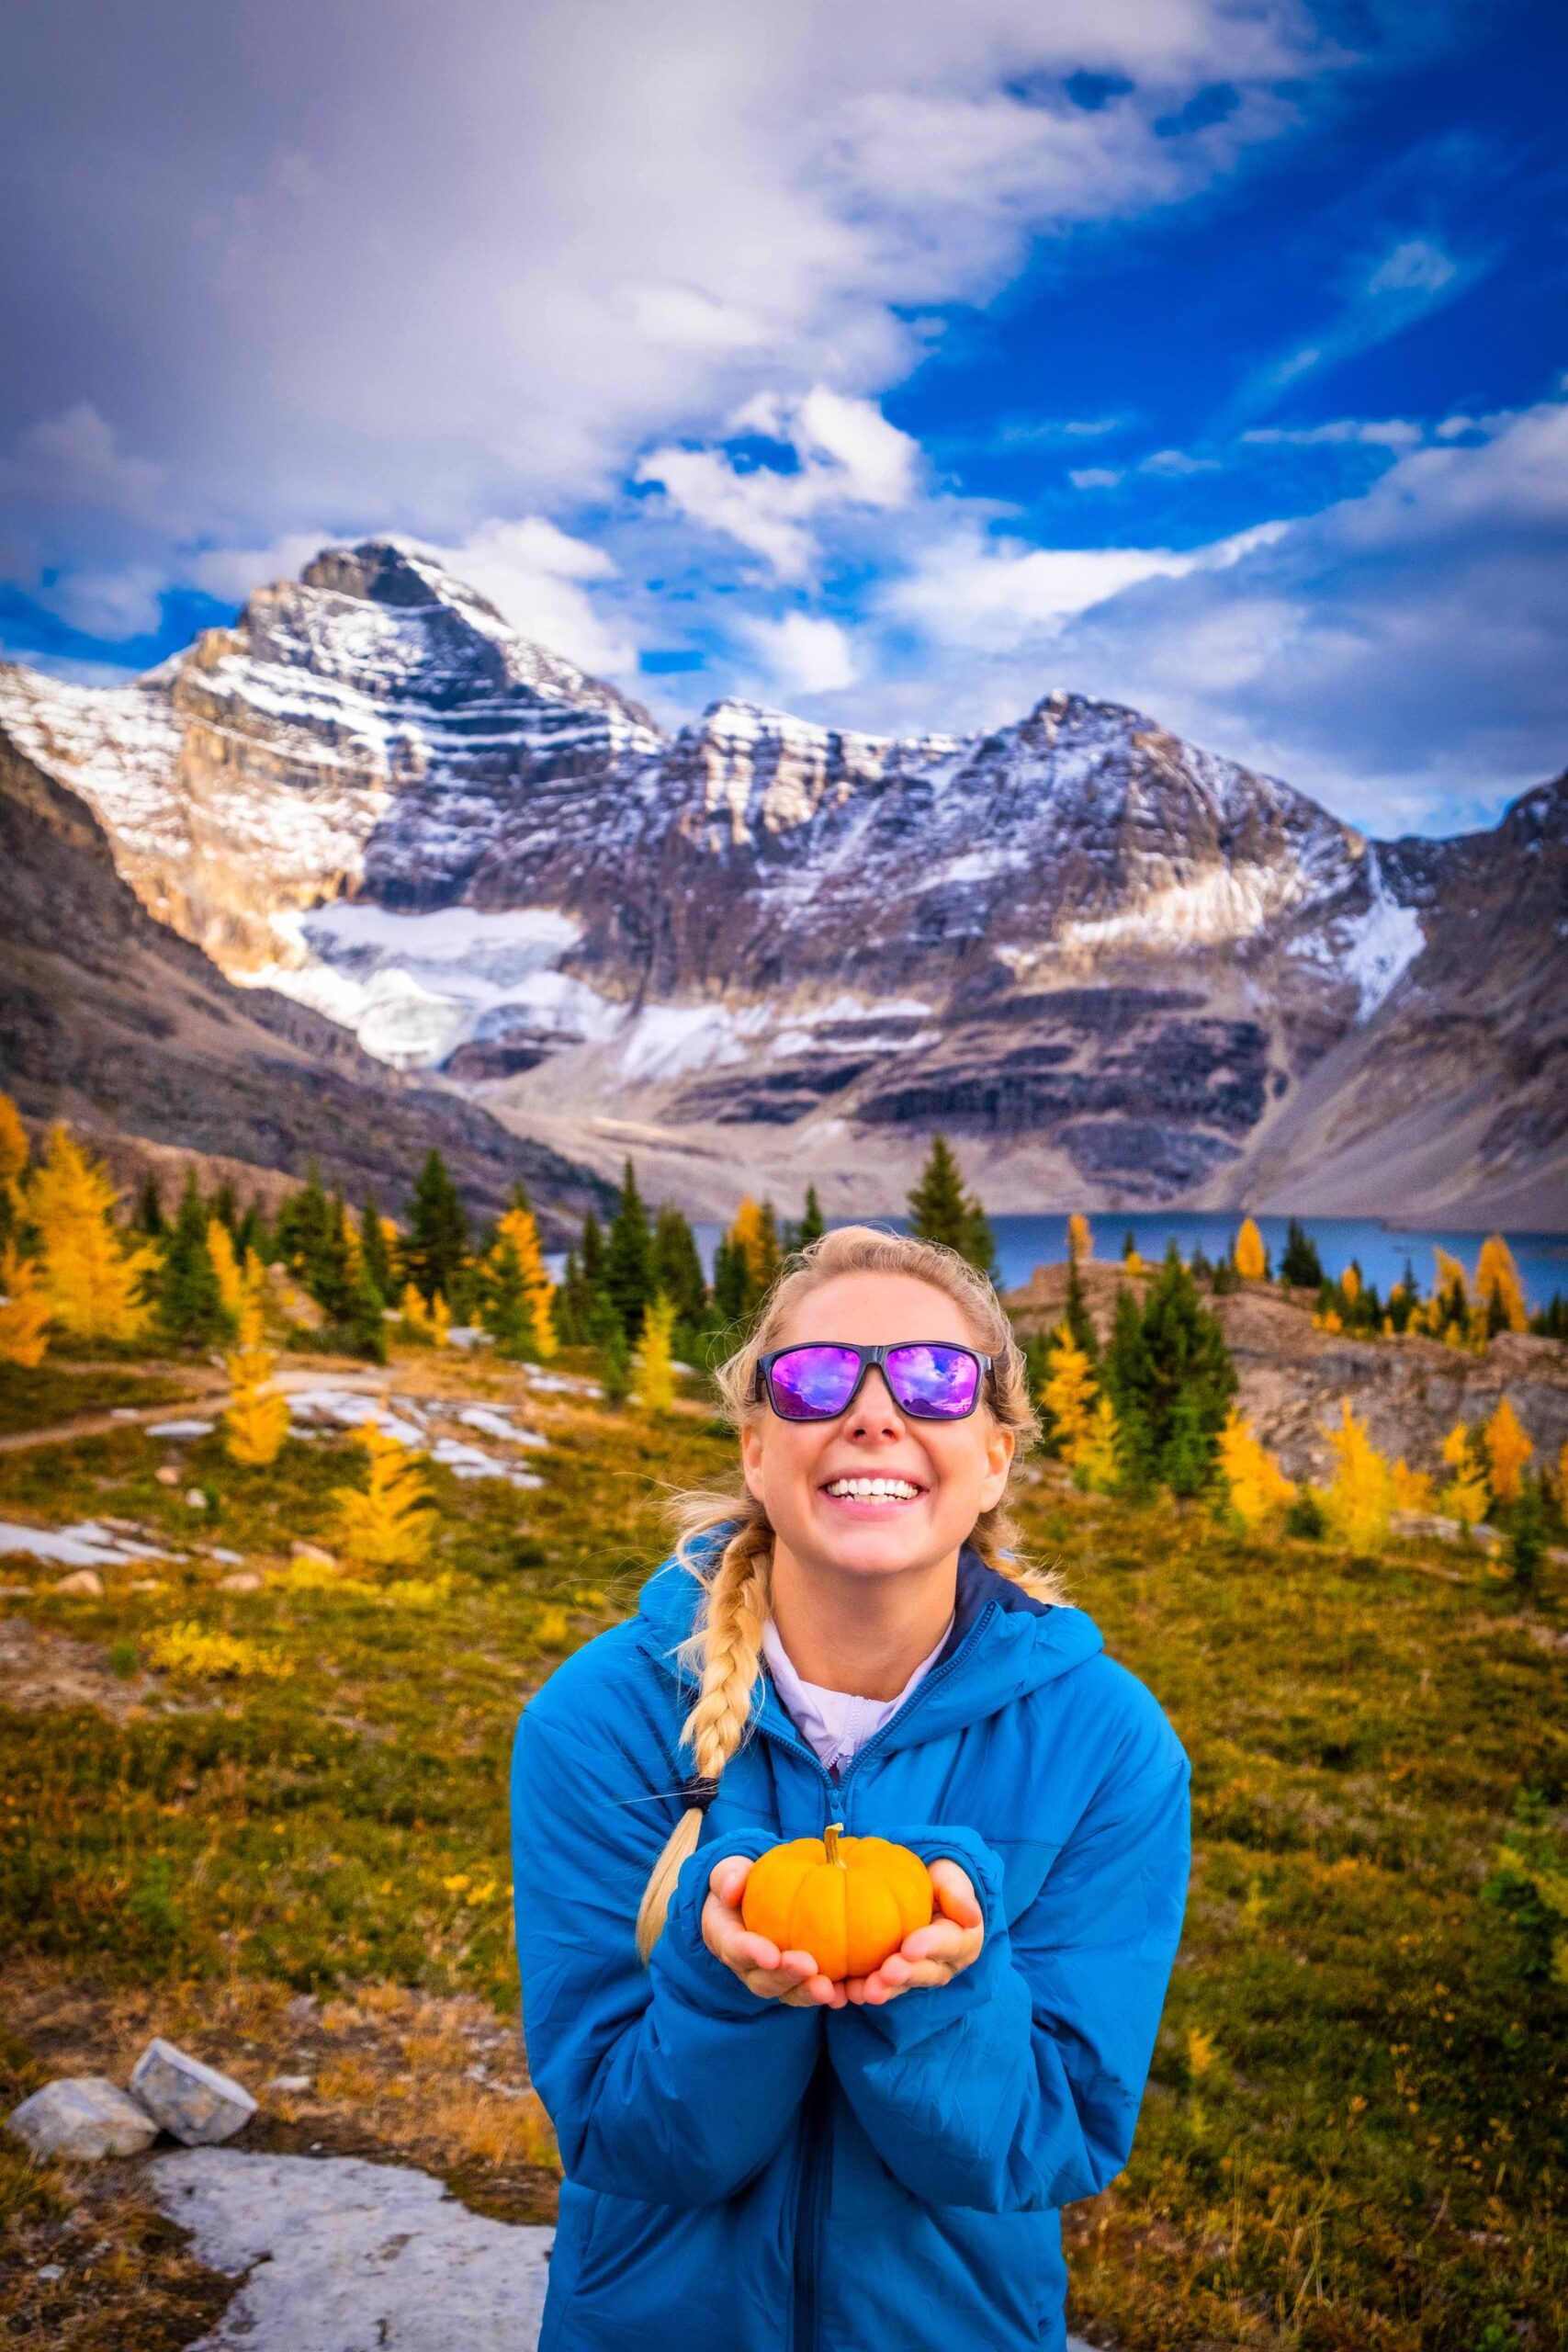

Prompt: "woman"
[512,1225,1190,2352]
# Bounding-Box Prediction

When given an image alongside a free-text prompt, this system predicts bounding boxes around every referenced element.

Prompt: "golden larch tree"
[1438,1422,1490,1525]
[1475,1235,1529,1334]
[1483,1396,1533,1505]
[30,1127,154,1343]
[1066,1212,1093,1263]
[396,1283,434,1345]
[1390,1458,1434,1512]
[636,1290,678,1414]
[1074,1395,1120,1491]
[1041,1324,1098,1462]
[1341,1262,1361,1306]
[0,1093,28,1193]
[1432,1245,1470,1305]
[0,1245,50,1369]
[1234,1217,1268,1283]
[223,1283,290,1468]
[208,1220,247,1324]
[333,1418,435,1570]
[1218,1406,1295,1530]
[731,1196,780,1293]
[1320,1396,1394,1553]
[493,1200,558,1359]
[430,1293,452,1348]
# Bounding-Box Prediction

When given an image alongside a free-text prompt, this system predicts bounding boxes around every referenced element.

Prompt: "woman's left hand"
[843,1858,984,2006]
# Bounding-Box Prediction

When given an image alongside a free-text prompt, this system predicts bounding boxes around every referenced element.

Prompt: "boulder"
[7,2076,159,2160]
[53,1568,104,1598]
[218,1573,264,1593]
[289,1542,337,1569]
[130,2039,256,2146]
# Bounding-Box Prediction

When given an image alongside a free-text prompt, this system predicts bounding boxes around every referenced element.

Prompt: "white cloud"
[1242,418,1423,449]
[637,386,920,579]
[742,612,858,695]
[4,402,164,519]
[879,522,1279,652]
[1069,467,1124,489]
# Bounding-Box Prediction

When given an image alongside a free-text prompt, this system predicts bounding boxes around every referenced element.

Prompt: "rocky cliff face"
[0,716,614,1236]
[3,537,1562,1227]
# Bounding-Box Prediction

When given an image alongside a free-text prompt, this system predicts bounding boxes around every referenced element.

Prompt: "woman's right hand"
[702,1856,845,2007]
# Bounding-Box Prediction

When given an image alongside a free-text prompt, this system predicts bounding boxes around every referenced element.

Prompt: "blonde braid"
[635,1516,773,1962]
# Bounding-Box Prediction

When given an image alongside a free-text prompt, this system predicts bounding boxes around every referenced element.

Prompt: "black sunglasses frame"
[751,1340,996,1422]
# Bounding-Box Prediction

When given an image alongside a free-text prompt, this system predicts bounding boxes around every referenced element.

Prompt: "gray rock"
[130,2039,256,2146]
[152,2148,552,2349]
[7,2076,159,2160]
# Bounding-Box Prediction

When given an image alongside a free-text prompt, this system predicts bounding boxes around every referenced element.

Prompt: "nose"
[845,1364,907,1439]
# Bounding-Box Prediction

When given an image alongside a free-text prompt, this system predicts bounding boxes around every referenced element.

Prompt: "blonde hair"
[635,1222,1062,1961]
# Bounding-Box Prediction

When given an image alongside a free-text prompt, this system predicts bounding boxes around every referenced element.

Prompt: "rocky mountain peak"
[299,537,493,616]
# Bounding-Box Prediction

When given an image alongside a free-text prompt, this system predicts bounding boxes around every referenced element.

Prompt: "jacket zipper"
[753,1596,998,1824]
[756,1598,998,2352]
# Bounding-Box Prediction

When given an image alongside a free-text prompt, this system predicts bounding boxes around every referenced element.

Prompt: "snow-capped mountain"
[3,537,1562,1226]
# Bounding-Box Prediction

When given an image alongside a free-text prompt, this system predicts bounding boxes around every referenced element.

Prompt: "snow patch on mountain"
[246,904,592,1068]
[1055,860,1312,951]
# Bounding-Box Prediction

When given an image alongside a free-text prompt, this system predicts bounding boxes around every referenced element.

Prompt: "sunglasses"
[752,1341,995,1423]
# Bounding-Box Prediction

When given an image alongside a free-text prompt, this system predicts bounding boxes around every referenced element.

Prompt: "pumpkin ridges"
[739,1827,934,1981]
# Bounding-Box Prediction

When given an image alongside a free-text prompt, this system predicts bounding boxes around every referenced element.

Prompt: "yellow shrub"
[1483,1396,1533,1506]
[1218,1406,1295,1530]
[1319,1396,1394,1553]
[148,1623,291,1679]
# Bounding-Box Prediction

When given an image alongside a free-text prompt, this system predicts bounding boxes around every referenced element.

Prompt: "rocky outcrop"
[1006,1261,1568,1481]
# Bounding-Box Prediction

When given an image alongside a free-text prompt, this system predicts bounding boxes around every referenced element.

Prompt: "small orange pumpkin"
[741,1822,934,1980]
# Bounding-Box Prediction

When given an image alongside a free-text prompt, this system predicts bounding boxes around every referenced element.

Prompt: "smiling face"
[739,1270,1016,1589]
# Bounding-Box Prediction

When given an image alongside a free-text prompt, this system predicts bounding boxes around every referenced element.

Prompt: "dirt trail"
[0,1373,230,1456]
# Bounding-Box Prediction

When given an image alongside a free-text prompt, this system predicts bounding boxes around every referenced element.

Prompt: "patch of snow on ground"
[429,1437,544,1487]
[147,1419,216,1440]
[151,2148,553,2352]
[0,1521,167,1568]
[285,1390,425,1448]
[456,1407,547,1448]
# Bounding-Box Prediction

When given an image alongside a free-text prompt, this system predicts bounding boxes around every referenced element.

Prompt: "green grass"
[0,1350,1563,2349]
[0,1363,186,1438]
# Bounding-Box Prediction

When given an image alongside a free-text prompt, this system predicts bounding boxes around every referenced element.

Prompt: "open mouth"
[819,1476,926,1508]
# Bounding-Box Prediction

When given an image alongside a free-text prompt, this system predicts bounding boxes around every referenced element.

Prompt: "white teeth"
[824,1476,920,1500]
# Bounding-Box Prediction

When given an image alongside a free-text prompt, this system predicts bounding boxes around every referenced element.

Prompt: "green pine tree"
[400,1150,469,1307]
[209,1181,239,1236]
[1102,1284,1158,1492]
[652,1202,707,1334]
[340,1254,389,1363]
[1158,1389,1213,1497]
[308,1194,358,1328]
[790,1184,827,1252]
[1279,1216,1325,1290]
[1062,1233,1099,1363]
[359,1189,393,1306]
[908,1135,996,1276]
[156,1174,231,1350]
[601,1325,632,1407]
[1137,1238,1238,1487]
[605,1159,654,1340]
[907,1135,969,1252]
[275,1163,333,1284]
[711,1233,753,1331]
[132,1173,164,1237]
[479,1236,538,1361]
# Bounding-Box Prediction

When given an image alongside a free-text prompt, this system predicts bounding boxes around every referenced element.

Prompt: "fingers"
[929,1859,984,1929]
[707,1854,753,1908]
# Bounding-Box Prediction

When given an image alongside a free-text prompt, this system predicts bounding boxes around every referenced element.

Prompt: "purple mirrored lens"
[886,1344,980,1419]
[768,1345,863,1419]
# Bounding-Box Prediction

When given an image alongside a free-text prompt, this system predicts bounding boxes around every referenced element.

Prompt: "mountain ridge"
[3,537,1563,1228]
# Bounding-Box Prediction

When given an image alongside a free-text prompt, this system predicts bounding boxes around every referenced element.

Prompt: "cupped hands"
[702,1853,983,2009]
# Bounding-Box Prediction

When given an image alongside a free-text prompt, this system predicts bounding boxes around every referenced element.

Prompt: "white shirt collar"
[761,1611,955,1774]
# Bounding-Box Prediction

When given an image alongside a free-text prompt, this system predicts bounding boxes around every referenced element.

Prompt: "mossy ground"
[0,1341,1563,2348]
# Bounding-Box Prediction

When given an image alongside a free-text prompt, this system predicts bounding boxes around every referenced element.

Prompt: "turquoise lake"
[692,1211,1568,1313]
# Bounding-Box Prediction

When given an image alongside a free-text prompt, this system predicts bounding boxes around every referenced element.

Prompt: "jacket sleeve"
[826,1741,1190,2213]
[511,1695,822,2207]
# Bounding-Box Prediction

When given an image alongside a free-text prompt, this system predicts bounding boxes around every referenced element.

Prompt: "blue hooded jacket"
[512,1542,1190,2352]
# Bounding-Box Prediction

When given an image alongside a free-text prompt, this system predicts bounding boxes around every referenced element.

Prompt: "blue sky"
[1,0,1563,835]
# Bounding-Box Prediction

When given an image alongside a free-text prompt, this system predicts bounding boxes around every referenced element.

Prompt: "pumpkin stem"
[824,1821,844,1866]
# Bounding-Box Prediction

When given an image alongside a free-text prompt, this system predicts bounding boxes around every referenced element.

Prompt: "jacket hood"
[633,1532,1103,1758]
